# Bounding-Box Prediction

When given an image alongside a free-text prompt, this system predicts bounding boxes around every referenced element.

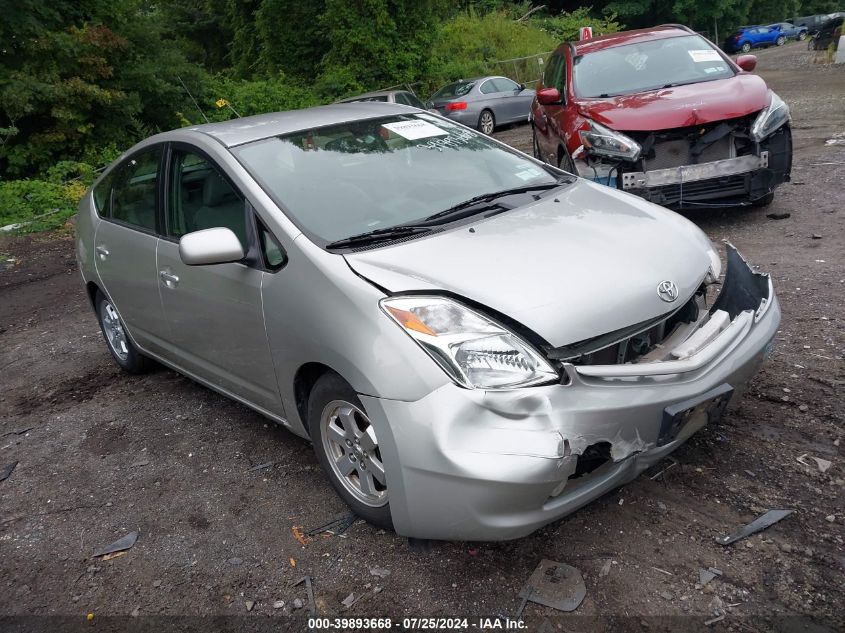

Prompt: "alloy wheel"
[100,300,129,362]
[320,400,388,507]
[741,43,751,53]
[479,111,495,135]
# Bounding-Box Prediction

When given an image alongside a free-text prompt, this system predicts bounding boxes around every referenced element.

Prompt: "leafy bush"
[532,7,622,43]
[0,179,83,233]
[427,10,558,94]
[200,75,320,124]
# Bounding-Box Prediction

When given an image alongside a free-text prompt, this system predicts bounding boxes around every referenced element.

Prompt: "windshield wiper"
[325,225,432,250]
[422,182,565,224]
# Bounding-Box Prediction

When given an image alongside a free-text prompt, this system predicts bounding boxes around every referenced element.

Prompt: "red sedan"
[531,25,792,208]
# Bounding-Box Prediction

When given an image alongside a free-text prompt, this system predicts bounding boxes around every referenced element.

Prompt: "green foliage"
[0,179,81,233]
[318,0,440,96]
[427,10,558,91]
[204,75,320,122]
[256,0,327,78]
[533,7,622,44]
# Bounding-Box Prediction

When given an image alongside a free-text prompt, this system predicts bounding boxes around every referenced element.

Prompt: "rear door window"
[492,78,520,92]
[110,147,162,232]
[479,80,498,95]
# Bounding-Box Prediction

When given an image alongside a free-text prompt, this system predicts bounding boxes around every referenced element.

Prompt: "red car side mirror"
[736,55,757,72]
[536,87,562,105]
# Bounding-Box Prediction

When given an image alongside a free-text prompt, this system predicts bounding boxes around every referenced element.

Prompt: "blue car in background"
[724,25,787,52]
[769,22,809,40]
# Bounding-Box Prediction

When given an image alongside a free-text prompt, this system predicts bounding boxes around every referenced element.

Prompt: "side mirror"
[536,87,562,105]
[179,227,245,266]
[518,83,526,91]
[736,54,757,72]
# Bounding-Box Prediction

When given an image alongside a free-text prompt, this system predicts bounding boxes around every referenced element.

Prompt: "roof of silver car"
[186,103,414,148]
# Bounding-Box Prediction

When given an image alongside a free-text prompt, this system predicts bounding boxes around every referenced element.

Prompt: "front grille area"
[642,174,750,206]
[546,289,703,365]
[644,135,733,170]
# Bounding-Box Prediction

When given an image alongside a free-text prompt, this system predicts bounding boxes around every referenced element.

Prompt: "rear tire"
[478,109,495,135]
[741,42,752,53]
[95,291,153,374]
[532,126,542,161]
[798,31,807,41]
[308,373,393,530]
[776,36,786,46]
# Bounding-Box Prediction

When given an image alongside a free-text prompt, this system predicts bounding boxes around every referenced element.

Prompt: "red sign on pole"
[580,26,593,40]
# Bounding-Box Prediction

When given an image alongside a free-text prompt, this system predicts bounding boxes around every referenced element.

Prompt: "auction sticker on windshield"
[382,120,448,140]
[688,49,722,63]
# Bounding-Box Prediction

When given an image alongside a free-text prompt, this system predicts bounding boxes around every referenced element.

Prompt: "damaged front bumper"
[575,123,792,207]
[361,248,780,541]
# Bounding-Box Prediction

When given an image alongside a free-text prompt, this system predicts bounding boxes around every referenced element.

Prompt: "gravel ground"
[1,43,843,631]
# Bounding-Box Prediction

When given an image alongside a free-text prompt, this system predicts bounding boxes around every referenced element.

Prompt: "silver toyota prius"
[76,103,780,541]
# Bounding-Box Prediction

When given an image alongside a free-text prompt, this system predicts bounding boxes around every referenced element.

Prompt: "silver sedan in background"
[77,103,779,541]
[337,89,429,110]
[428,76,535,134]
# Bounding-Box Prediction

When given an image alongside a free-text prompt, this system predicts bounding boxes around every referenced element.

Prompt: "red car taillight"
[446,101,468,111]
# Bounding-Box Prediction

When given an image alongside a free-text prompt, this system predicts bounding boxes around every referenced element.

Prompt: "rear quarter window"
[93,171,116,216]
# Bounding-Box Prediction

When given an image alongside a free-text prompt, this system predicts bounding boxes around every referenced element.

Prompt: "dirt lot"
[1,43,843,631]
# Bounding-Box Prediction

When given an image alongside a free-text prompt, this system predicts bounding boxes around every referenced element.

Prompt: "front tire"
[776,35,786,46]
[308,373,393,530]
[95,291,153,374]
[532,126,542,160]
[741,42,752,53]
[798,31,807,41]
[558,146,576,173]
[478,109,495,135]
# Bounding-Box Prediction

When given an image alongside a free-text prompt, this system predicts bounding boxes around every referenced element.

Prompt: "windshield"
[234,114,557,244]
[431,81,475,100]
[573,35,734,98]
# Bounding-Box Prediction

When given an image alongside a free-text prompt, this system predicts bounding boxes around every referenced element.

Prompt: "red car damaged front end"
[531,26,792,208]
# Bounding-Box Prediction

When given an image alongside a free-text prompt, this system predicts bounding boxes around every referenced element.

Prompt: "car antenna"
[177,75,210,124]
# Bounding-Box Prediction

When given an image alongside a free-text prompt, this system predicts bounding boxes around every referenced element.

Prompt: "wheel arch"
[86,280,102,309]
[293,362,341,437]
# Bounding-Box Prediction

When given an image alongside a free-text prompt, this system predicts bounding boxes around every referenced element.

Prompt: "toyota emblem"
[657,280,679,302]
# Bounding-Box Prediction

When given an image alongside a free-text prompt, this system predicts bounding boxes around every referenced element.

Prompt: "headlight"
[579,120,641,161]
[381,296,558,390]
[751,91,790,142]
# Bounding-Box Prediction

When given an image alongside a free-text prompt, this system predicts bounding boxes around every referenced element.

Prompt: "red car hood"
[575,74,770,131]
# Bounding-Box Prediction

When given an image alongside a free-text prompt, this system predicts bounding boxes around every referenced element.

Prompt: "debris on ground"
[797,453,832,473]
[248,461,275,472]
[292,598,304,610]
[245,600,255,612]
[599,560,612,577]
[518,560,586,613]
[715,509,794,545]
[304,513,357,537]
[292,525,310,546]
[2,427,34,437]
[766,212,791,220]
[0,461,18,482]
[273,600,285,609]
[369,566,391,579]
[825,515,836,523]
[698,567,723,586]
[92,530,139,558]
[292,576,315,616]
[704,596,726,626]
[341,591,368,609]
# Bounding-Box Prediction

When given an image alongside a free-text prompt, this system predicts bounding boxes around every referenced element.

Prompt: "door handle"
[159,270,180,287]
[95,245,109,260]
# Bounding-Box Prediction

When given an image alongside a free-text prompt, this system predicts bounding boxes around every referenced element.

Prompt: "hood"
[345,180,714,347]
[575,74,770,131]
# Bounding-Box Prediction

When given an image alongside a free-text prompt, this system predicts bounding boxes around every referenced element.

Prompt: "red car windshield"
[573,35,735,98]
